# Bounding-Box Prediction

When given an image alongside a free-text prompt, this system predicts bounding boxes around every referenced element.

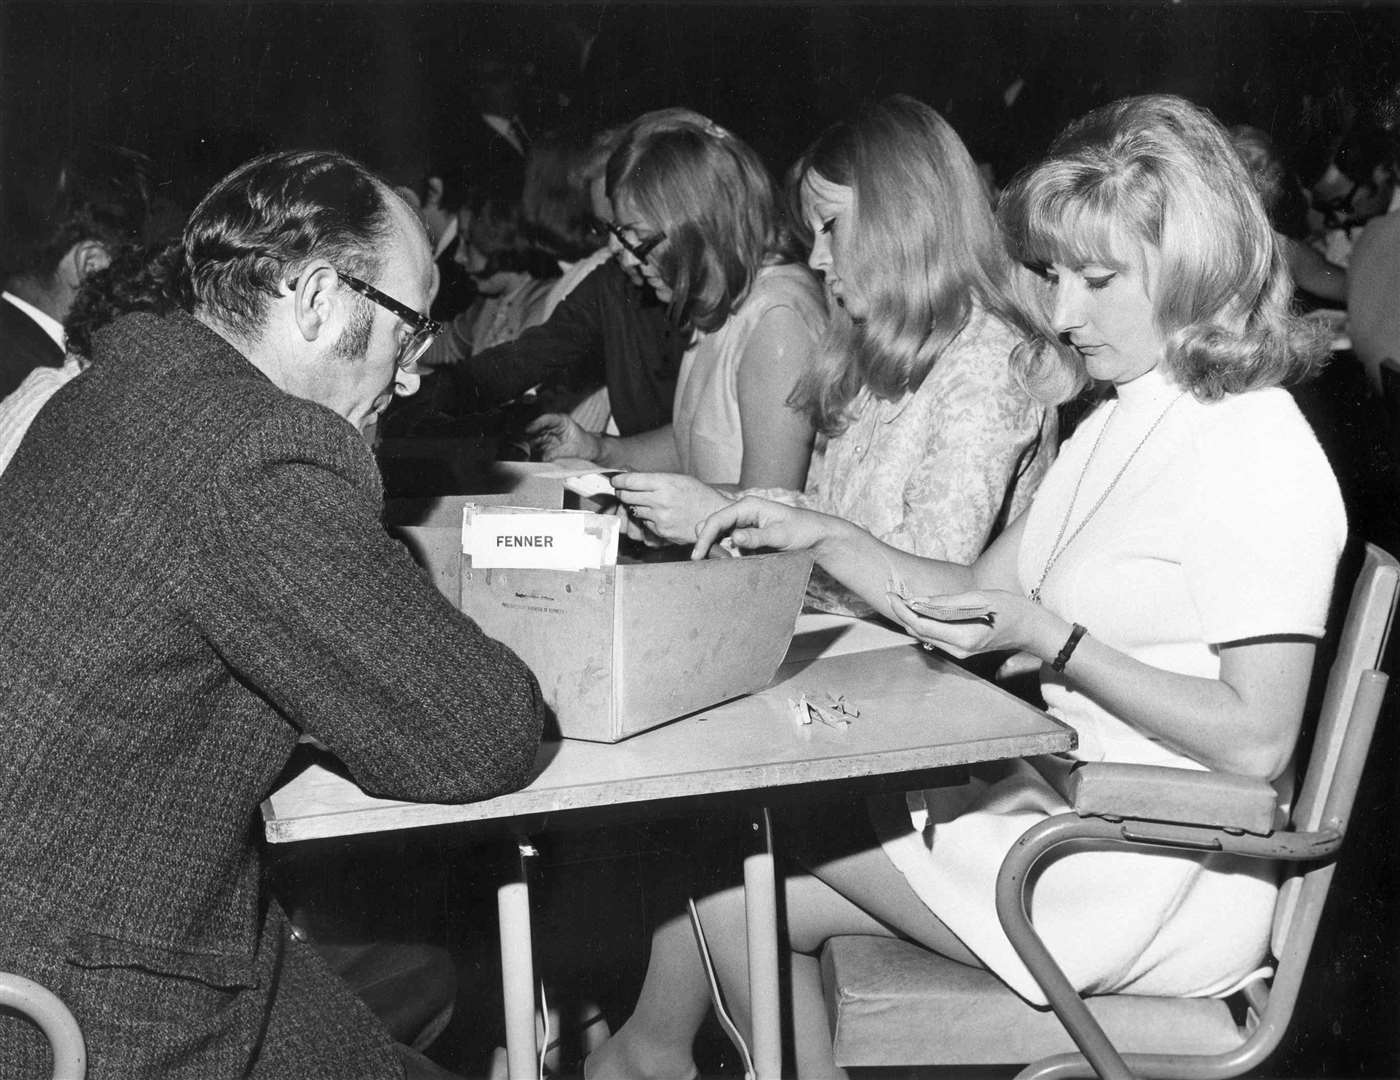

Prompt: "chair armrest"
[1066,762,1279,836]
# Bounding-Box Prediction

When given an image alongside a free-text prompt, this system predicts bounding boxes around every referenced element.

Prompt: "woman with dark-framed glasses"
[527,107,825,492]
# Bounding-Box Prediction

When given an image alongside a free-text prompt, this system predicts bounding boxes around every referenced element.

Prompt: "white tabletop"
[263,617,1073,843]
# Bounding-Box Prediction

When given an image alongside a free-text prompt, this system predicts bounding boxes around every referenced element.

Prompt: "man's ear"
[424,176,445,210]
[58,240,111,289]
[289,263,340,345]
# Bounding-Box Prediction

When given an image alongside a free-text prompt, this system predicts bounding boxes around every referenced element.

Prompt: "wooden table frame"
[263,619,1074,1078]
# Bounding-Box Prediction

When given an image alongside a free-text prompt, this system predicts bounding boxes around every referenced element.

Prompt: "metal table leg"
[744,806,781,1079]
[499,837,539,1079]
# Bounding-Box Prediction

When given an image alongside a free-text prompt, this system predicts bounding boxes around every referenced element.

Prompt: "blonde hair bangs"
[998,94,1326,403]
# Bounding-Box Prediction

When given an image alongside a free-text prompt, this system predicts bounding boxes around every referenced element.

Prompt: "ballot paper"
[561,470,623,499]
[462,504,620,570]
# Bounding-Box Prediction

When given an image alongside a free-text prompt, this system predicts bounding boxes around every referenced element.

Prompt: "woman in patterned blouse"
[612,95,1055,614]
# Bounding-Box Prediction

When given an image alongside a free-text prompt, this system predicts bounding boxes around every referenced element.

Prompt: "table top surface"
[262,615,1074,843]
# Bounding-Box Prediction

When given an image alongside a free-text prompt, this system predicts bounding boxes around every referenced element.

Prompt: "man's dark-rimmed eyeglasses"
[334,270,442,369]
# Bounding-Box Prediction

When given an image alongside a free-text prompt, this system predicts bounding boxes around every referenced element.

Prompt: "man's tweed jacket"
[0,312,546,1078]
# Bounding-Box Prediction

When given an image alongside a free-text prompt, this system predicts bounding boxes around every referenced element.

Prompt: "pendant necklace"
[1028,391,1186,604]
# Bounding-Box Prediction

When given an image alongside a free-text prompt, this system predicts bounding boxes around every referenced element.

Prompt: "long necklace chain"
[1028,391,1186,603]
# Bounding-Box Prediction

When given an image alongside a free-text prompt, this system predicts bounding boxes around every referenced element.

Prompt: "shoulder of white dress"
[1183,387,1323,468]
[745,263,825,319]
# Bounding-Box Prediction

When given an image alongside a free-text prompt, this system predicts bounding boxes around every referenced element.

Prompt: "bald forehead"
[380,187,435,305]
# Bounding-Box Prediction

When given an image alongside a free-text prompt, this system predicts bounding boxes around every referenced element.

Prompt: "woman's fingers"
[692,499,756,559]
[691,496,803,559]
[610,471,665,493]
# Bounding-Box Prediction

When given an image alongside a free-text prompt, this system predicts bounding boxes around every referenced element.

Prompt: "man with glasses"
[0,149,546,1080]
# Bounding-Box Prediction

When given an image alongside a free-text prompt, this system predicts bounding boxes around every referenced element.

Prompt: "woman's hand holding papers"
[611,473,733,545]
[884,587,1068,663]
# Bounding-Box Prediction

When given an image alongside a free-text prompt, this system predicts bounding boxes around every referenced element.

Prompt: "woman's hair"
[570,124,627,194]
[521,131,602,262]
[605,108,791,333]
[1228,124,1287,220]
[780,151,815,261]
[997,94,1328,403]
[66,240,194,359]
[789,95,1023,435]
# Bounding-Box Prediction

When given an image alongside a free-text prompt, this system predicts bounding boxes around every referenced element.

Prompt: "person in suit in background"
[429,52,532,207]
[0,143,151,398]
[463,54,534,163]
[403,162,480,323]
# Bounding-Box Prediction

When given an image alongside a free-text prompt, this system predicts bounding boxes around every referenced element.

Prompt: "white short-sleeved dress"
[669,262,826,484]
[875,366,1347,1005]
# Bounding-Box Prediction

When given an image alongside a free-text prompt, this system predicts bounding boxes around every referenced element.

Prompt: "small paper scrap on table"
[788,690,859,730]
[462,504,620,570]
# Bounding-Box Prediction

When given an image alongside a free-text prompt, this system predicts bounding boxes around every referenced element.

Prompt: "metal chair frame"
[821,542,1399,1080]
[996,542,1398,1079]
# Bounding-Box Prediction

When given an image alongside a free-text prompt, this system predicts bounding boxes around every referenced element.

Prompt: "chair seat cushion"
[822,936,1247,1067]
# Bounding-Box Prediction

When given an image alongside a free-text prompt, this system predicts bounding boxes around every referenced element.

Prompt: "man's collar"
[2,291,65,351]
[482,113,526,155]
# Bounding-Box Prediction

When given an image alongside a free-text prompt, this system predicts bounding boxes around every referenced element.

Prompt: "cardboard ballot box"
[387,470,814,742]
[459,549,814,742]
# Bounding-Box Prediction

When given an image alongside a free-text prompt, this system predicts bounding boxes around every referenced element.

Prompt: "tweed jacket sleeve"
[191,404,546,803]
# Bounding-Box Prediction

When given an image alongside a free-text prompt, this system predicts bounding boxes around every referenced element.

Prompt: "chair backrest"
[1268,543,1398,998]
[1290,542,1398,837]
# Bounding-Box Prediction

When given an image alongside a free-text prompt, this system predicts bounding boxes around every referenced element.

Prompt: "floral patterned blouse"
[750,301,1055,615]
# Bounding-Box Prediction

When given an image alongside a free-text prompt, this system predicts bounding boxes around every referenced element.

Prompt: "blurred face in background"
[800,169,863,318]
[452,203,527,296]
[417,178,457,250]
[1309,161,1396,233]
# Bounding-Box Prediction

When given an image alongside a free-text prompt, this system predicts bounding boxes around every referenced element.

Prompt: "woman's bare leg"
[694,838,980,1079]
[588,799,981,1079]
[584,903,710,1080]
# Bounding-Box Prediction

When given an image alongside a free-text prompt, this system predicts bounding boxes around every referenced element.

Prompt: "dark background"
[3,1,1398,1075]
[3,1,1400,213]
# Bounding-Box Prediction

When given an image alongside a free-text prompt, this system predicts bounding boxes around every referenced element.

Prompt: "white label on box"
[463,507,618,570]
